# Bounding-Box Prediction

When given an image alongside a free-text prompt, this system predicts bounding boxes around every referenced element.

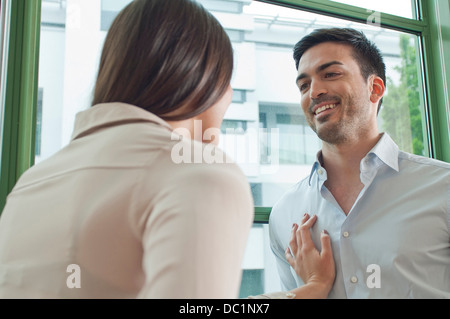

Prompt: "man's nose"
[309,80,327,99]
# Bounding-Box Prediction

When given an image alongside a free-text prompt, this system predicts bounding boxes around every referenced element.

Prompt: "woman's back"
[0,103,254,298]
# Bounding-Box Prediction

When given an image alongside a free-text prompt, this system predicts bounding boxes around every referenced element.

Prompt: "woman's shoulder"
[135,136,250,198]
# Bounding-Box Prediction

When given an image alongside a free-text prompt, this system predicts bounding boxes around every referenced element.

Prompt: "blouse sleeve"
[247,292,296,299]
[137,162,254,298]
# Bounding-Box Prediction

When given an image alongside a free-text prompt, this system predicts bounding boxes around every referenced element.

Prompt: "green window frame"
[1,0,41,212]
[0,0,449,219]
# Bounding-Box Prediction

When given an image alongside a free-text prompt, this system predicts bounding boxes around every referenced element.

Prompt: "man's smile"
[314,103,339,116]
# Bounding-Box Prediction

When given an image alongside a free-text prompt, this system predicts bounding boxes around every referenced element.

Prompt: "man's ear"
[369,75,385,104]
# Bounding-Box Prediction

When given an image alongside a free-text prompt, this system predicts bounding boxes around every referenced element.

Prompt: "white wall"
[62,0,105,146]
[37,27,65,162]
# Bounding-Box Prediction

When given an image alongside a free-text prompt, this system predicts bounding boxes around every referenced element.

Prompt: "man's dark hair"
[293,28,386,112]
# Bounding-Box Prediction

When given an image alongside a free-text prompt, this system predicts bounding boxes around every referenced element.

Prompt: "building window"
[239,269,265,298]
[100,0,132,31]
[221,120,248,135]
[259,103,321,166]
[226,29,245,43]
[232,89,247,103]
[200,0,244,14]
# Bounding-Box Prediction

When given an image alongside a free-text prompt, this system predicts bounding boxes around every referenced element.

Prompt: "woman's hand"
[284,214,335,299]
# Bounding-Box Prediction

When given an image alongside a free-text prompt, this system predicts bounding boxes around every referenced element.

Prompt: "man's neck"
[320,132,382,215]
[321,133,382,176]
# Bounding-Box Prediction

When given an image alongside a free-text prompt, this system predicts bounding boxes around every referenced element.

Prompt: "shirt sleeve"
[137,163,254,298]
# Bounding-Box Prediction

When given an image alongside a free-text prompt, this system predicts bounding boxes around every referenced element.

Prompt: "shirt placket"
[340,154,382,298]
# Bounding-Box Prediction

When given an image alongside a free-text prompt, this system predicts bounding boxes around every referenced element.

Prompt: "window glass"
[329,0,417,19]
[37,0,427,297]
[239,224,282,296]
[236,1,426,208]
[0,0,11,166]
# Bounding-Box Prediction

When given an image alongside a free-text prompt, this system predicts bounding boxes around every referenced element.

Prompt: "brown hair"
[92,0,233,121]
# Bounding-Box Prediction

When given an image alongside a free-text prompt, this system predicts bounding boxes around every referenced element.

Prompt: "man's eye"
[325,72,339,78]
[299,83,309,92]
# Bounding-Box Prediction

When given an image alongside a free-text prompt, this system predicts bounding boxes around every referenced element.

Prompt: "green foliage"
[381,34,424,155]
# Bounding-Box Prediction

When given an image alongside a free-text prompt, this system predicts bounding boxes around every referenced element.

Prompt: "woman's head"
[92,0,234,121]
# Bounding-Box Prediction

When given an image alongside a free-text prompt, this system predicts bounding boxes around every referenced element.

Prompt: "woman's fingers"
[320,229,332,259]
[301,213,310,223]
[285,213,336,287]
[286,213,314,267]
[288,213,310,255]
[298,214,317,251]
[319,229,336,284]
[286,223,299,267]
[289,223,299,252]
[285,246,294,267]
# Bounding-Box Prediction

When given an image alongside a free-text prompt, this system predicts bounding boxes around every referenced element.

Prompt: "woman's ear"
[369,75,385,104]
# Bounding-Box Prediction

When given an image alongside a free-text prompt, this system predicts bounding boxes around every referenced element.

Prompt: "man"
[269,28,450,298]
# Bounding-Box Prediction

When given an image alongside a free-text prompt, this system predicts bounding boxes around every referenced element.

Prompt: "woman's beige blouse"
[0,103,254,298]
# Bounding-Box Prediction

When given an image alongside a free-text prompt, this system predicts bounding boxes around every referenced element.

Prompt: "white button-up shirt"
[269,133,450,298]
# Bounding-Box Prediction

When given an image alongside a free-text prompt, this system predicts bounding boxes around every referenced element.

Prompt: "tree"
[381,34,424,155]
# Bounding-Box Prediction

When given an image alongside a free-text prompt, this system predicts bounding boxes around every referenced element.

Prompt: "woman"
[0,0,334,298]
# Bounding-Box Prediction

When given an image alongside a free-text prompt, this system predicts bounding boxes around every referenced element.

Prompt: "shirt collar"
[308,132,400,185]
[309,152,324,186]
[366,133,399,172]
[71,102,173,140]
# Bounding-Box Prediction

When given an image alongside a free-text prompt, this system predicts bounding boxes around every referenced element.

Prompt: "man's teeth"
[315,104,337,115]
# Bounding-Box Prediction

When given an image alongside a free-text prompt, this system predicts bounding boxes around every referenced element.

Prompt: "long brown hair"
[92,0,233,121]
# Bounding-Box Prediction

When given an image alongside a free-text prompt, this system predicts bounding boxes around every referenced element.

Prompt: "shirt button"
[350,276,358,283]
[343,231,349,238]
[317,168,324,175]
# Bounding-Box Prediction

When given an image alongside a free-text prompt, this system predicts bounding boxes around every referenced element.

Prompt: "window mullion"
[419,0,450,162]
[259,0,426,34]
[0,0,41,212]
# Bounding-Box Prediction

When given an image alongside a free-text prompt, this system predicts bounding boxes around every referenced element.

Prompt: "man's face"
[296,42,378,145]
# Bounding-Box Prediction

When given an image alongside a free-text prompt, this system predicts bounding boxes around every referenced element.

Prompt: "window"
[232,89,247,104]
[1,0,449,298]
[259,103,320,165]
[35,88,43,157]
[329,0,417,19]
[0,0,11,167]
[221,120,248,135]
[33,0,431,297]
[100,0,132,31]
[226,29,245,42]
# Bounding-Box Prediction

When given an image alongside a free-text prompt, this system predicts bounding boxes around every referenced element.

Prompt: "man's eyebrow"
[296,61,344,83]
